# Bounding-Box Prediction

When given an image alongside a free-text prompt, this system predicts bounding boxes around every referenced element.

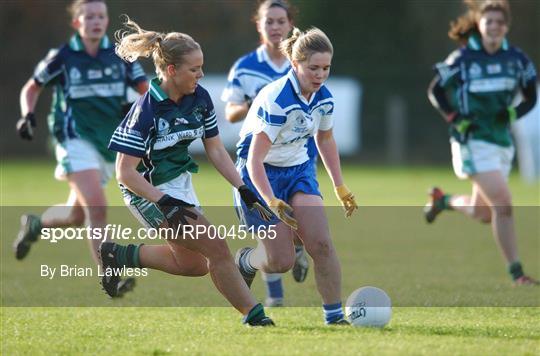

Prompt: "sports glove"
[268,197,298,230]
[334,184,358,218]
[156,194,197,228]
[16,113,36,140]
[495,107,517,124]
[238,185,274,221]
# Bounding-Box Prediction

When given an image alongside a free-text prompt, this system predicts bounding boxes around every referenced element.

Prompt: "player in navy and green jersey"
[13,0,148,297]
[102,17,275,326]
[425,0,538,286]
[221,0,310,308]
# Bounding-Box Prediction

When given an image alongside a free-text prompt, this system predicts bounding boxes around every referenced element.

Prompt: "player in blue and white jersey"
[425,0,538,285]
[222,0,310,307]
[233,27,358,325]
[13,0,148,297]
[102,18,275,326]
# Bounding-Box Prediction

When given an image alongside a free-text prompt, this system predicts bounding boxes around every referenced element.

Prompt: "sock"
[508,261,524,281]
[29,216,43,241]
[239,248,257,275]
[261,273,283,300]
[115,244,142,268]
[436,194,452,210]
[243,303,266,324]
[323,302,344,324]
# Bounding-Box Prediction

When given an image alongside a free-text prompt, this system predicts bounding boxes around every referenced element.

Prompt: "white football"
[345,286,392,327]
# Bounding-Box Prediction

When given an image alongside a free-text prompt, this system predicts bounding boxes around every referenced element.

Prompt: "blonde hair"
[67,0,105,19]
[115,16,200,78]
[280,27,333,63]
[448,0,511,45]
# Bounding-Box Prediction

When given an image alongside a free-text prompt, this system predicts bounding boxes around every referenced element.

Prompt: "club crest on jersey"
[70,67,82,84]
[468,62,482,79]
[192,106,205,122]
[157,118,170,136]
[292,112,309,134]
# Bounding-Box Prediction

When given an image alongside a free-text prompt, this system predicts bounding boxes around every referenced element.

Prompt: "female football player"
[103,17,275,326]
[14,0,148,296]
[425,0,538,285]
[233,27,358,324]
[222,0,310,307]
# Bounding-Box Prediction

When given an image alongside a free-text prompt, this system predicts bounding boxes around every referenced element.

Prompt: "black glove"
[16,113,36,140]
[238,185,273,221]
[156,194,197,228]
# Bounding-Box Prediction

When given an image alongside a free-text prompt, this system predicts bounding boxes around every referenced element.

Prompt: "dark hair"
[252,0,297,23]
[67,0,106,19]
[448,0,511,45]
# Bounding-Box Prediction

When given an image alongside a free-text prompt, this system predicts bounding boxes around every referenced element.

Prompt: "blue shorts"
[234,158,321,228]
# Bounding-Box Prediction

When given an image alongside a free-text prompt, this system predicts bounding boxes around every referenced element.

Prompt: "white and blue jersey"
[222,46,318,160]
[234,70,334,227]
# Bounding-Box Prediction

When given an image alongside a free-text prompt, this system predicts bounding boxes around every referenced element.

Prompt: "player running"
[14,0,148,296]
[222,0,310,307]
[233,27,358,324]
[425,0,538,286]
[102,17,275,326]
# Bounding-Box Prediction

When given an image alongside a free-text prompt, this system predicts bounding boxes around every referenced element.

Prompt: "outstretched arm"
[203,135,244,188]
[20,78,42,116]
[427,75,458,123]
[315,128,343,187]
[224,102,250,123]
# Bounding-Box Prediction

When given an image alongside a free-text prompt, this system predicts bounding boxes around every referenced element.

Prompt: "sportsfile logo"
[40,224,277,243]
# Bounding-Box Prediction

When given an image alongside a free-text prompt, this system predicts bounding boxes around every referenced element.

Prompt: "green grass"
[1,160,539,355]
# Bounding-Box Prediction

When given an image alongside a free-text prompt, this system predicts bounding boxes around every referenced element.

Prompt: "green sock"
[508,261,524,281]
[114,244,142,268]
[436,195,452,211]
[243,303,266,324]
[29,216,42,240]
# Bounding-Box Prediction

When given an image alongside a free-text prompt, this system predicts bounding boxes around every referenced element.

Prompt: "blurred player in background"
[426,0,538,285]
[102,17,275,326]
[13,0,148,295]
[234,27,358,325]
[222,0,310,307]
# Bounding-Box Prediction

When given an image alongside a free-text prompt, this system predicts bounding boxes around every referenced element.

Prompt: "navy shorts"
[234,158,321,228]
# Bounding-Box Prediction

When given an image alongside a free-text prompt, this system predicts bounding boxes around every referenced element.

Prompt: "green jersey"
[108,78,219,186]
[33,34,147,161]
[435,34,537,147]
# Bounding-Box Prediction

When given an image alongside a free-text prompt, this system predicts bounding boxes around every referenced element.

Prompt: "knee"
[266,254,294,273]
[492,204,513,218]
[86,205,107,223]
[69,209,86,226]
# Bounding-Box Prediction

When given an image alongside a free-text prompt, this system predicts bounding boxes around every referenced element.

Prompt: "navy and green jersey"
[434,34,537,146]
[108,78,219,186]
[33,34,147,161]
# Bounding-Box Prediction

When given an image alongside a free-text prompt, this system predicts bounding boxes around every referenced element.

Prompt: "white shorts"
[121,172,202,229]
[450,138,515,180]
[54,138,115,186]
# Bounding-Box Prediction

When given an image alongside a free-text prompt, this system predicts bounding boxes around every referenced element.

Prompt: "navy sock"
[323,302,344,324]
[243,303,266,324]
[239,248,257,275]
[262,273,283,299]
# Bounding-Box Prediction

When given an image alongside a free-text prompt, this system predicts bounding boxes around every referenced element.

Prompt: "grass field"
[1,160,539,355]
